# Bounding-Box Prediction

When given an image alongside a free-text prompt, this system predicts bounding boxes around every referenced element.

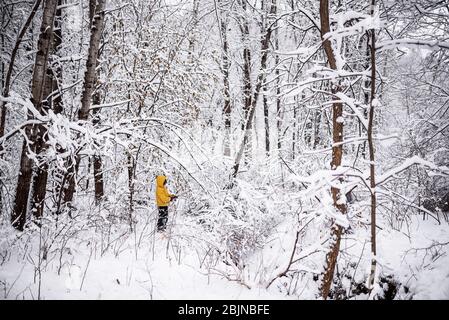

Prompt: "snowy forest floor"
[1,201,448,300]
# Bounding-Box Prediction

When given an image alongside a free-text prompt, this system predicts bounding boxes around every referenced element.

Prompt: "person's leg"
[157,207,168,231]
[160,207,168,230]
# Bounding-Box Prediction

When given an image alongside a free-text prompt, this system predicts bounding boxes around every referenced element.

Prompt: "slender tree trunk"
[30,69,53,220]
[1,1,42,218]
[93,105,104,204]
[187,0,199,68]
[31,1,63,220]
[218,0,232,156]
[79,0,105,122]
[313,110,322,149]
[263,85,270,156]
[367,0,377,291]
[0,6,7,214]
[239,0,253,162]
[63,0,106,205]
[275,28,282,151]
[319,0,347,299]
[90,0,104,202]
[242,51,253,161]
[292,98,297,160]
[12,0,58,230]
[127,151,135,231]
[232,0,277,178]
[0,0,43,146]
[261,0,270,156]
[361,35,370,159]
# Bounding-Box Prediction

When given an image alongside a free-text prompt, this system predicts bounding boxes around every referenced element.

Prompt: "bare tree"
[0,0,42,146]
[238,0,253,163]
[12,0,59,230]
[63,0,106,205]
[217,0,232,157]
[232,0,277,178]
[89,0,104,204]
[30,0,64,220]
[319,0,347,299]
[367,0,377,291]
[0,0,43,214]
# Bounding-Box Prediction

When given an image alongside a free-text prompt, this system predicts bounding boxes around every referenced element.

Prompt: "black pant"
[157,206,168,231]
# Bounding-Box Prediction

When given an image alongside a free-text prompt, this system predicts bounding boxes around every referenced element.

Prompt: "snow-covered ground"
[1,209,448,300]
[1,237,284,300]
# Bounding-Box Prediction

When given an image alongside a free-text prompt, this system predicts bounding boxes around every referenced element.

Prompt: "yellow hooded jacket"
[156,175,173,207]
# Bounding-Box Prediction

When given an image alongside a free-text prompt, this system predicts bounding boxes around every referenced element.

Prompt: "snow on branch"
[376,156,449,186]
[140,137,210,195]
[376,39,449,51]
[89,99,132,110]
[284,69,369,98]
[324,12,382,41]
[334,92,368,130]
[0,93,48,122]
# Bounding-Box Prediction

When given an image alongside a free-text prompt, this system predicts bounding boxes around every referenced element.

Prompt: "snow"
[375,219,449,299]
[377,156,449,186]
[1,191,449,300]
[0,224,290,300]
[2,0,449,302]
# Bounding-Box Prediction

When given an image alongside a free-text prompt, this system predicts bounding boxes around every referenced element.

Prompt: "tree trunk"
[313,110,322,149]
[12,0,58,231]
[79,0,105,122]
[127,151,135,231]
[0,0,43,147]
[319,0,348,299]
[90,0,104,204]
[218,0,232,157]
[63,0,106,205]
[292,98,297,160]
[1,0,42,219]
[232,0,277,178]
[187,0,199,68]
[239,0,253,163]
[263,85,270,156]
[367,0,377,291]
[93,99,104,204]
[275,28,282,151]
[30,1,63,220]
[262,0,270,157]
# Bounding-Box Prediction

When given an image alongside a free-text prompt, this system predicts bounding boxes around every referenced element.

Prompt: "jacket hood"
[156,175,166,187]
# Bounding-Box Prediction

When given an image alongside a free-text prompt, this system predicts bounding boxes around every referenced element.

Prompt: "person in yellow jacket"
[156,175,177,231]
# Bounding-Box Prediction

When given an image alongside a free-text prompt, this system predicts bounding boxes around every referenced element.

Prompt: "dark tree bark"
[187,0,199,68]
[90,0,104,204]
[1,0,42,217]
[292,98,297,160]
[30,1,63,220]
[127,151,135,231]
[232,0,277,178]
[218,0,232,157]
[275,28,282,151]
[92,102,104,203]
[236,0,253,163]
[0,0,43,148]
[319,0,347,299]
[367,0,377,291]
[261,0,270,156]
[63,0,105,205]
[79,0,105,122]
[263,85,270,155]
[12,0,58,230]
